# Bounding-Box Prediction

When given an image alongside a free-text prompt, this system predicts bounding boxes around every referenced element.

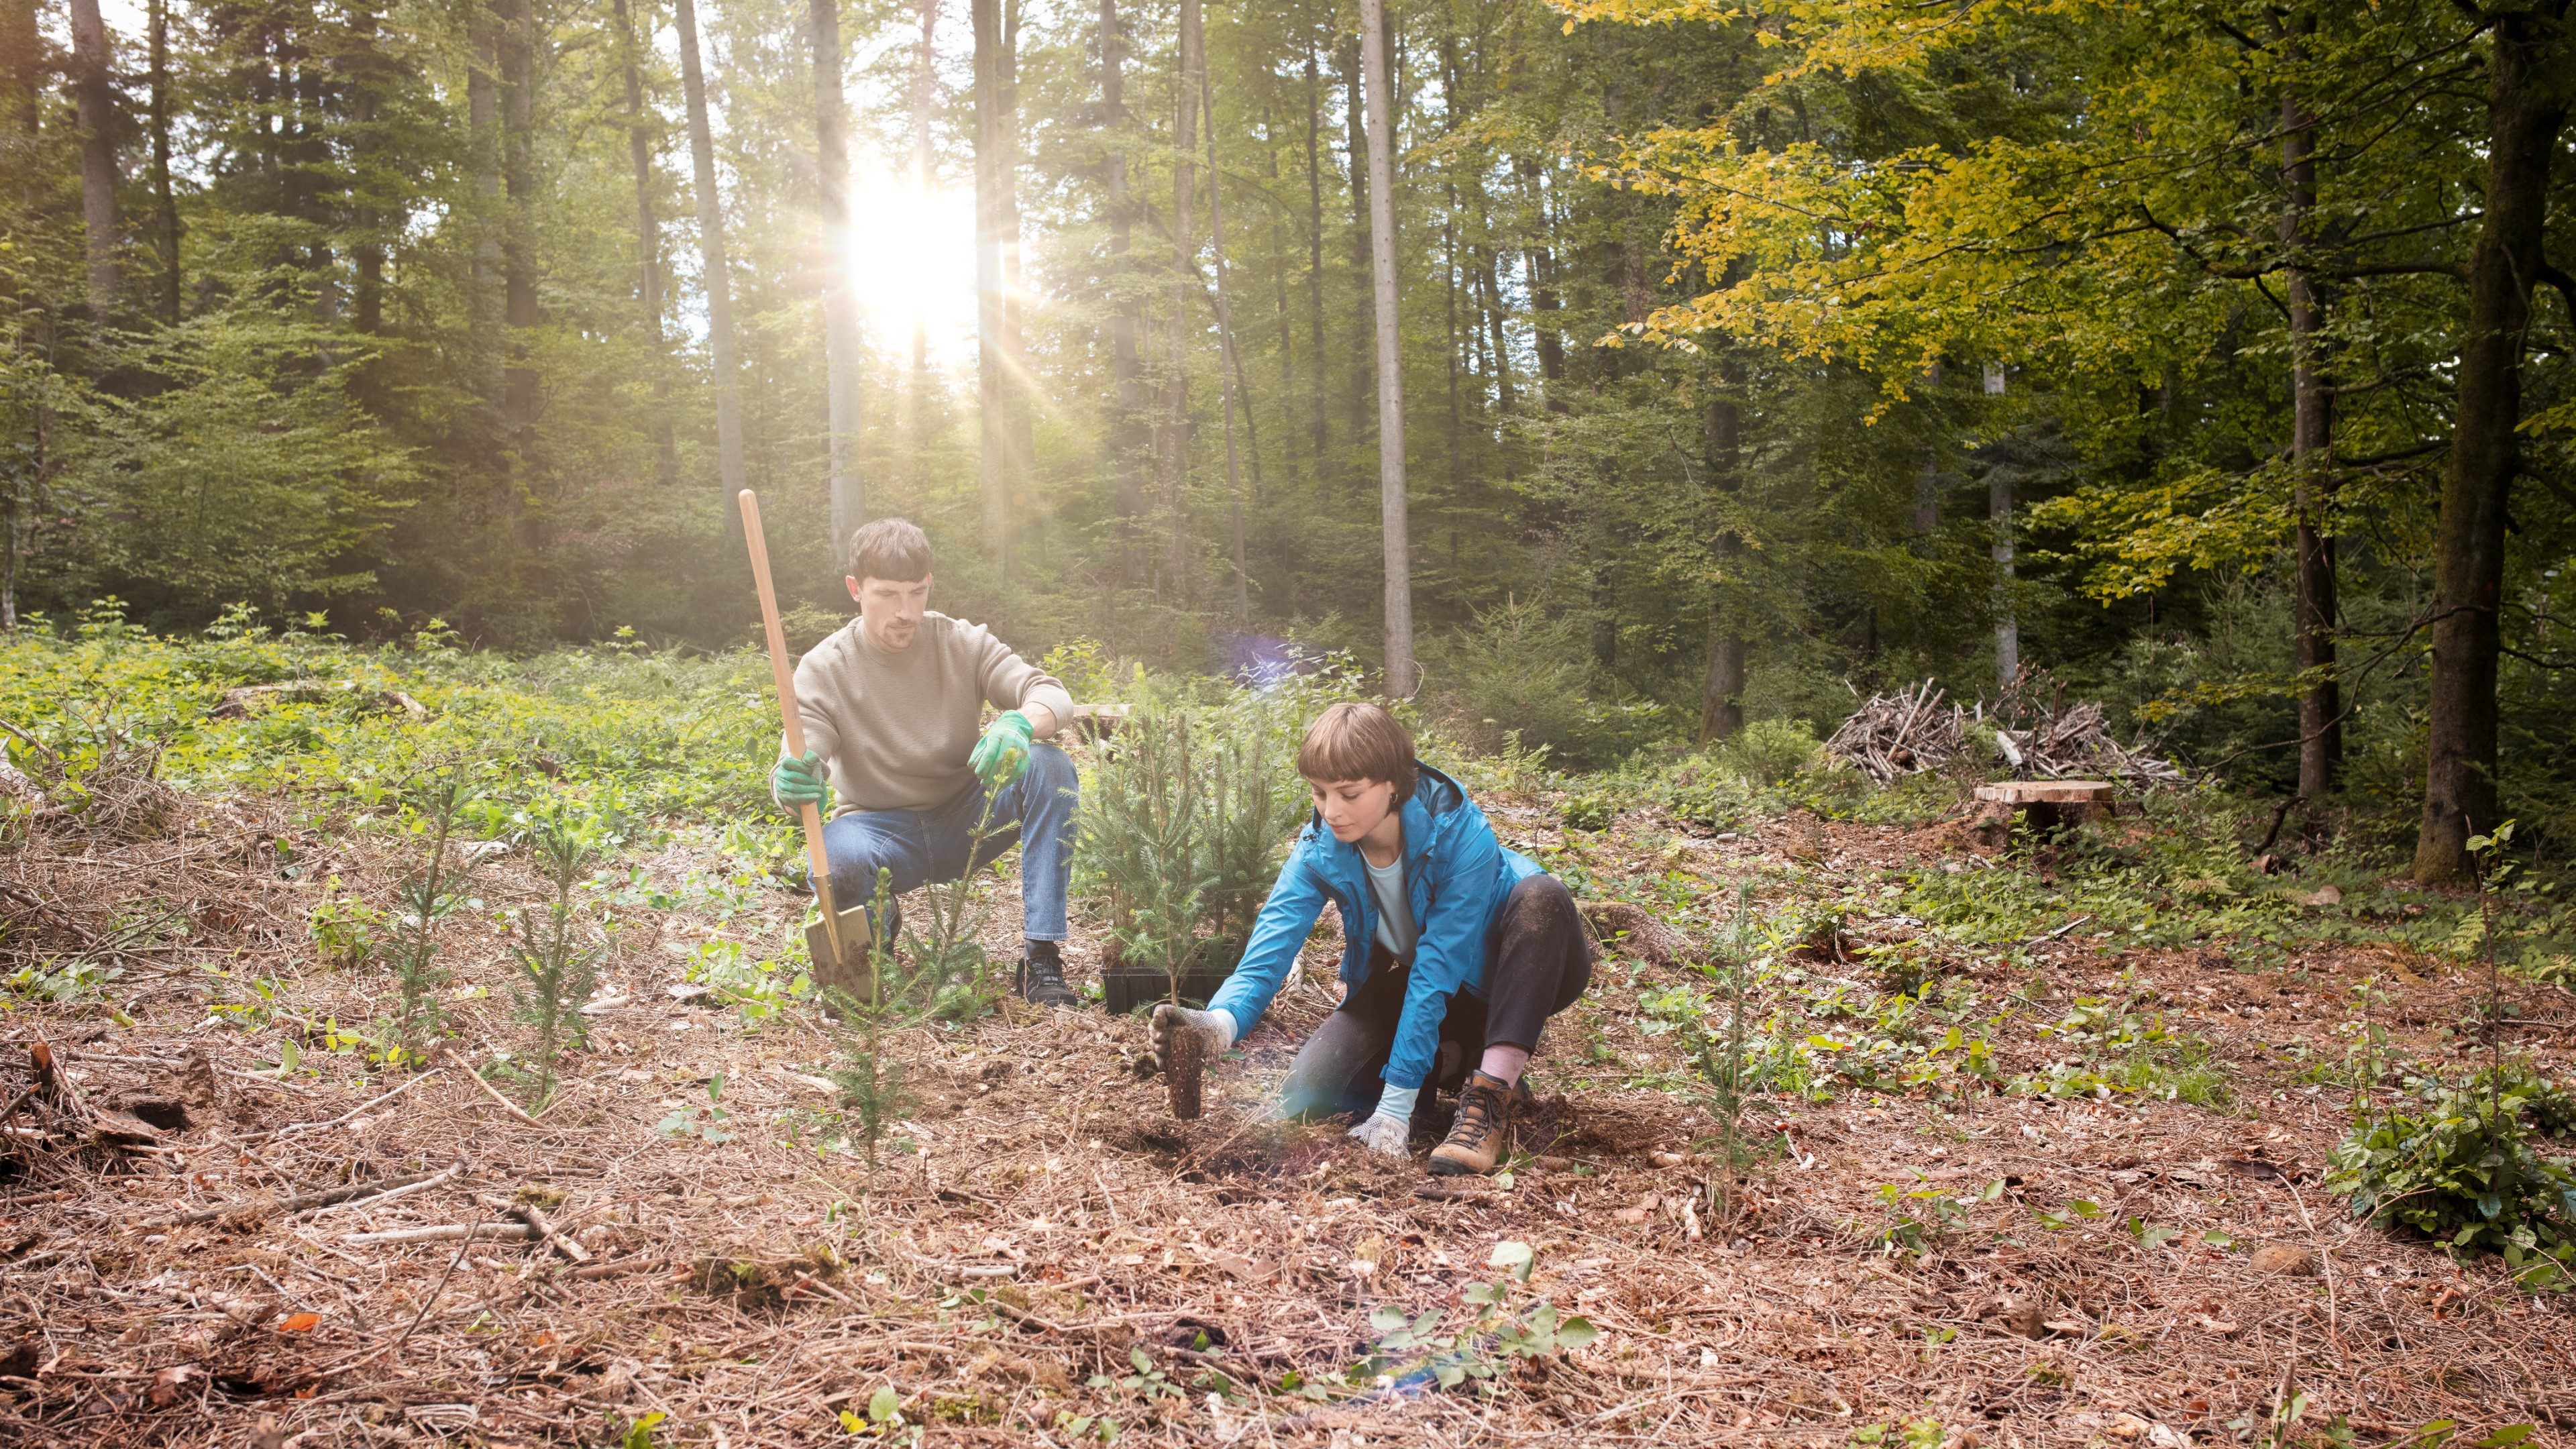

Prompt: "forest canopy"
[1,0,2571,882]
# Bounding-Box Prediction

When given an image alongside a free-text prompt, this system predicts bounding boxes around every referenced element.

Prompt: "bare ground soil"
[1,788,2571,1447]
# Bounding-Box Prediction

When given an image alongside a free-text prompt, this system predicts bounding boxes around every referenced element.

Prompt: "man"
[1148,702,1592,1175]
[769,518,1082,1007]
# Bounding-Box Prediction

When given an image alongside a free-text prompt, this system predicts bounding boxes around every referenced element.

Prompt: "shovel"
[738,489,873,1008]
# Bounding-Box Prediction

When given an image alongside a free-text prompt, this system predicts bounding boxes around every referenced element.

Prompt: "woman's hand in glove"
[1148,1003,1235,1071]
[1346,1111,1412,1159]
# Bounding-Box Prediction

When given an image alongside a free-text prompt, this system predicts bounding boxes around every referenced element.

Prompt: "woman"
[1151,702,1593,1175]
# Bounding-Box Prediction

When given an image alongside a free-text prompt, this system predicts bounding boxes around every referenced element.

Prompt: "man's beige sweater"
[786,613,1073,814]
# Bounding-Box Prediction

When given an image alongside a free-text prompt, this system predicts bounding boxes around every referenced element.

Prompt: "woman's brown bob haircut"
[847,517,934,583]
[1297,702,1417,800]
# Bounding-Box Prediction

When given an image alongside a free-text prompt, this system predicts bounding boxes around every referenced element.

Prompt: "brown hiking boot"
[1428,1071,1517,1177]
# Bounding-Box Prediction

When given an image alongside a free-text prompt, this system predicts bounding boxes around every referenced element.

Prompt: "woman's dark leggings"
[1278,874,1593,1122]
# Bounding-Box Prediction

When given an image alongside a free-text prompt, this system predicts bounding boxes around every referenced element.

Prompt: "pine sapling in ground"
[384,775,480,1066]
[829,871,914,1167]
[508,815,605,1108]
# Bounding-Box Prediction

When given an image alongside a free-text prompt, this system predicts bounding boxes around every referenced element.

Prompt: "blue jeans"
[819,742,1077,943]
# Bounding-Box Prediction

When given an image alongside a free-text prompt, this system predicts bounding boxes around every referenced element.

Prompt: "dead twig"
[441,1046,541,1126]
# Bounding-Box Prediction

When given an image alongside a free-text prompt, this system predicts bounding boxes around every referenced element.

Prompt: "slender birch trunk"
[1357,0,1413,696]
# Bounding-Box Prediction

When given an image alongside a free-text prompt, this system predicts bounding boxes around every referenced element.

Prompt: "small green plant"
[618,1411,667,1449]
[1051,1409,1121,1444]
[838,1385,922,1444]
[307,882,384,969]
[1851,1418,1947,1449]
[1847,1173,2006,1261]
[1087,1346,1186,1403]
[506,811,607,1108]
[2327,1061,2576,1286]
[1356,1240,1597,1395]
[656,1072,735,1144]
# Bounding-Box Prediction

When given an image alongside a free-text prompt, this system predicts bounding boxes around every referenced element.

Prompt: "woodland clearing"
[0,635,2571,1446]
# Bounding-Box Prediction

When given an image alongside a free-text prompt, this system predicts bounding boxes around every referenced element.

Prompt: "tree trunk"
[1,0,38,149]
[2281,64,2339,801]
[1163,0,1201,605]
[147,0,180,324]
[676,0,748,539]
[972,0,1008,573]
[812,0,865,564]
[1303,46,1328,482]
[1913,362,1941,539]
[498,0,539,488]
[910,0,938,488]
[1097,0,1142,578]
[1340,38,1371,444]
[613,0,676,484]
[2412,11,2568,884]
[468,9,503,432]
[67,0,119,316]
[1201,51,1250,627]
[1988,363,2017,690]
[1697,372,1745,743]
[1357,0,1413,697]
[1001,0,1031,502]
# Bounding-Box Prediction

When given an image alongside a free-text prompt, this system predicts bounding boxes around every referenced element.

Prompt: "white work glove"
[1149,1003,1236,1072]
[1346,1083,1418,1159]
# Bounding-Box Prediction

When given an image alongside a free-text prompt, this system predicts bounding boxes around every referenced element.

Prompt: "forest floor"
[1,762,2573,1448]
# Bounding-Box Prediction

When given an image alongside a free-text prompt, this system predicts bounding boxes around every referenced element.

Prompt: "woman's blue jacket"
[1204,761,1544,1090]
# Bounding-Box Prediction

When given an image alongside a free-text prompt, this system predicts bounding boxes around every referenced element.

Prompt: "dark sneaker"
[1014,946,1079,1008]
[1428,1070,1516,1176]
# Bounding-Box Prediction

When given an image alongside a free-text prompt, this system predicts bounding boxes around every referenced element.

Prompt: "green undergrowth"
[0,602,779,831]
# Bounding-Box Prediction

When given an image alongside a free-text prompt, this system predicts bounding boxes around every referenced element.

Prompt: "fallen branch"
[344,1222,536,1246]
[303,1162,470,1220]
[476,1193,592,1264]
[152,1165,460,1228]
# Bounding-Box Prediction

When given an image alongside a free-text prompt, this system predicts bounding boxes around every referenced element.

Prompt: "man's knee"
[826,835,900,900]
[1025,741,1077,802]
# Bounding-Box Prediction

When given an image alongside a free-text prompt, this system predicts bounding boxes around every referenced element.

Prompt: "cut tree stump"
[1972,780,2116,842]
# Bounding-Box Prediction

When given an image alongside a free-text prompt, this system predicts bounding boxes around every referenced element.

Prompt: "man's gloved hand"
[1149,1003,1236,1072]
[970,709,1035,786]
[772,749,831,814]
[1346,1083,1419,1159]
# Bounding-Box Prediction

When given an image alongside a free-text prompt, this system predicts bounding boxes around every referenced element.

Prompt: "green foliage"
[1423,598,1668,770]
[1711,718,1826,788]
[2328,1063,2576,1286]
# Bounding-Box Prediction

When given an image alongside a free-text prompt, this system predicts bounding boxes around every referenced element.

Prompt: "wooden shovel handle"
[737,490,845,965]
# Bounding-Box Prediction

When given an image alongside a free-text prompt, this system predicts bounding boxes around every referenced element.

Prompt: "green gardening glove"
[771,749,831,815]
[969,710,1034,787]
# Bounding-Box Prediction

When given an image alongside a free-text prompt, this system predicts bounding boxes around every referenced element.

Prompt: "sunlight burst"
[839,172,981,356]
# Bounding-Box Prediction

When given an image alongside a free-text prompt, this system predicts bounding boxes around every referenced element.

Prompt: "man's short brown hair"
[847,518,934,582]
[1297,702,1417,800]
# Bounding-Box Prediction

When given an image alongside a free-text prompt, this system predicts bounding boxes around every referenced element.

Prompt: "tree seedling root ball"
[1168,1026,1210,1120]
